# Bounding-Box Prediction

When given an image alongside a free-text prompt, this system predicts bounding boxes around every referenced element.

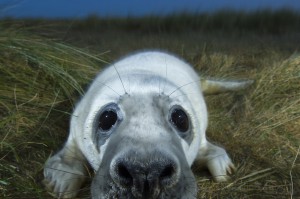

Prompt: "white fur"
[75,52,206,167]
[44,51,236,198]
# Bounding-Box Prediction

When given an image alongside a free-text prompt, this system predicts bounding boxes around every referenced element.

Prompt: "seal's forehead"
[119,93,168,114]
[87,72,198,129]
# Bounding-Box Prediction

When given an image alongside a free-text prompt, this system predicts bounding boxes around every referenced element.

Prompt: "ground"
[0,12,299,198]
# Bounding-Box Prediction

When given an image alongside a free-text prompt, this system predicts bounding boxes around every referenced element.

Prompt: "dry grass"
[193,52,300,198]
[0,30,105,198]
[0,18,299,198]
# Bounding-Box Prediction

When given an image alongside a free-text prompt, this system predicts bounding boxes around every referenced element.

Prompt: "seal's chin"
[91,149,197,199]
[91,177,197,199]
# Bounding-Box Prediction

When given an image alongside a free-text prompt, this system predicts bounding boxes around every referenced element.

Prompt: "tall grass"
[0,29,105,198]
[194,51,300,198]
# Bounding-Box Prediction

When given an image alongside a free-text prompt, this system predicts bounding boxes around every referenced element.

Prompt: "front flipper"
[196,142,235,182]
[43,143,88,198]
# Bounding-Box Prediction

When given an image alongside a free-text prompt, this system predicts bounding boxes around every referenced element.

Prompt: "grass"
[0,30,105,198]
[194,52,300,198]
[1,11,300,198]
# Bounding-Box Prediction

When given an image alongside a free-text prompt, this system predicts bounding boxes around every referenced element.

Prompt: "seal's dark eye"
[98,110,118,131]
[170,108,189,132]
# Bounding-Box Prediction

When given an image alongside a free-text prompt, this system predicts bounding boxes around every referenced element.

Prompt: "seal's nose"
[110,153,180,198]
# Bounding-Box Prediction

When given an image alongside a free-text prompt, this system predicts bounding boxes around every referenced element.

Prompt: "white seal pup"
[43,51,252,198]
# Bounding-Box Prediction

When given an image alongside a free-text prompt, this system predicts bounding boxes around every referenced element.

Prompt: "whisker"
[168,79,200,97]
[171,92,200,99]
[92,80,122,97]
[102,82,121,97]
[206,153,230,163]
[54,187,91,198]
[181,174,198,198]
[44,167,90,178]
[112,63,127,94]
[162,56,168,94]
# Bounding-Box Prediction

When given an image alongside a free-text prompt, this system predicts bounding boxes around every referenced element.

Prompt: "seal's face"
[90,77,198,198]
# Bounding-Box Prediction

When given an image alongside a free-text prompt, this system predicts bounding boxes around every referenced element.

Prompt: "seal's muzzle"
[92,127,197,199]
[111,150,179,198]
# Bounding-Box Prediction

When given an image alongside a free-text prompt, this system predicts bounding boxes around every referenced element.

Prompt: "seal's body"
[44,51,246,198]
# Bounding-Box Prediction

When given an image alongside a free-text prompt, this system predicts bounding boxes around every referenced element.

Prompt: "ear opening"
[201,79,254,95]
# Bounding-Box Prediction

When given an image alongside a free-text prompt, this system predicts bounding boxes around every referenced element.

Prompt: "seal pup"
[43,51,252,198]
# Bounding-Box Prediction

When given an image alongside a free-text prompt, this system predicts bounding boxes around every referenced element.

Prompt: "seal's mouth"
[91,149,197,199]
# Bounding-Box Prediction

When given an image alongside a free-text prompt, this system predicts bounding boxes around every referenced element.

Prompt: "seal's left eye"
[170,108,189,132]
[98,110,118,131]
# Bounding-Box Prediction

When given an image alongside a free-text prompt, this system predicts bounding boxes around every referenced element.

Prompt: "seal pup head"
[43,51,251,198]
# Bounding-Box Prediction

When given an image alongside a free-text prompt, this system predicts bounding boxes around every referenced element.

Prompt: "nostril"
[159,164,178,188]
[160,164,175,179]
[115,162,133,186]
[117,163,132,179]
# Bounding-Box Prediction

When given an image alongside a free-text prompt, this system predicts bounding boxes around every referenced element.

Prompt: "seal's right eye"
[98,110,118,131]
